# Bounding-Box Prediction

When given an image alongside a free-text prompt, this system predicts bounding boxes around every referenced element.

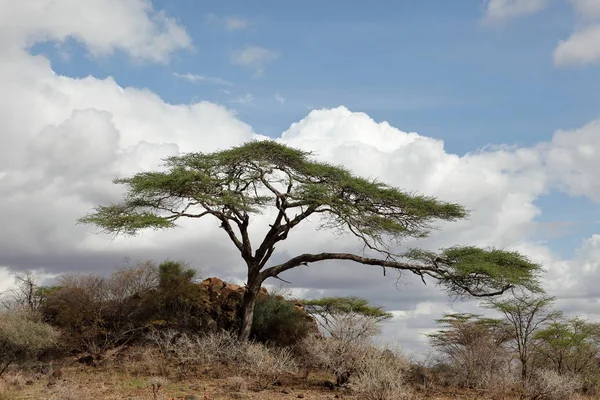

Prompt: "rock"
[297,394,305,398]
[196,277,318,335]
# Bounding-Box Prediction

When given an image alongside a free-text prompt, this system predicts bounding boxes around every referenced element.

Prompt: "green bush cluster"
[251,294,313,346]
[0,311,59,375]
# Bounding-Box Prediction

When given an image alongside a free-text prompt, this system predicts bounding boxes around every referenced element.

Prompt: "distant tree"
[484,292,560,382]
[535,317,600,379]
[79,140,542,340]
[429,313,512,389]
[303,296,392,342]
[0,271,51,315]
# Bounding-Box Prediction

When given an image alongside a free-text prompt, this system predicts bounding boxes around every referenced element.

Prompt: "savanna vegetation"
[0,141,596,400]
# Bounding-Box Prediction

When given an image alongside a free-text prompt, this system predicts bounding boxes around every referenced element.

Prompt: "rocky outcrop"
[196,277,319,336]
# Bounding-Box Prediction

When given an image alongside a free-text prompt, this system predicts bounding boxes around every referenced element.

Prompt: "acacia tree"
[79,141,541,340]
[429,313,513,389]
[303,296,393,342]
[484,293,560,382]
[535,317,600,377]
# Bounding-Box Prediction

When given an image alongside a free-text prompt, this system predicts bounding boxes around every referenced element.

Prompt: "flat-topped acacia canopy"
[79,140,541,340]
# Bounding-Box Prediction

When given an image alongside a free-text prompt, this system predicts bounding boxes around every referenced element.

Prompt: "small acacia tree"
[79,140,541,340]
[484,292,560,382]
[535,317,600,379]
[303,296,392,342]
[429,313,513,389]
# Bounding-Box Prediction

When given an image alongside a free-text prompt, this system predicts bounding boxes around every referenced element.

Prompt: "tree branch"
[262,252,513,297]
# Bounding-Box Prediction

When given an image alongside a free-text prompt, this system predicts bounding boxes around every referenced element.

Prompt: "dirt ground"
[0,364,501,400]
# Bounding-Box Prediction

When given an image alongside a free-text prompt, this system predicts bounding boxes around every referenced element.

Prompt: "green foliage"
[151,260,208,332]
[158,260,197,291]
[404,246,543,297]
[429,313,510,351]
[0,311,59,375]
[251,294,312,346]
[303,296,392,341]
[428,313,513,390]
[78,139,466,245]
[484,292,560,381]
[534,317,600,392]
[303,296,392,322]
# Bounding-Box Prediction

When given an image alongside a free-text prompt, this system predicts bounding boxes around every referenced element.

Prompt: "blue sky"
[33,0,600,153]
[29,0,600,259]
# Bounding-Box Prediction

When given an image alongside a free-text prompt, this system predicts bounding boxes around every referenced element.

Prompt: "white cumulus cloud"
[0,0,192,63]
[554,25,600,66]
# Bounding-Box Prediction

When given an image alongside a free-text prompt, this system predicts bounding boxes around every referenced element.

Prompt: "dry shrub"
[524,369,583,400]
[348,346,413,400]
[0,381,9,400]
[190,330,241,366]
[146,329,180,360]
[147,329,240,368]
[300,335,369,385]
[225,376,247,392]
[478,363,518,400]
[146,329,241,379]
[240,342,297,390]
[146,329,296,387]
[4,371,27,390]
[48,384,78,400]
[149,376,169,400]
[126,346,169,377]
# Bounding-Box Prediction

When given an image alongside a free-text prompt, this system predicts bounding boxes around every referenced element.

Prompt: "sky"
[1,0,600,355]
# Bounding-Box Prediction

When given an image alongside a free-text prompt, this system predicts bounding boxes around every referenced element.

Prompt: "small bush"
[300,335,370,385]
[127,346,170,377]
[251,294,312,346]
[225,376,247,392]
[240,342,297,390]
[524,369,582,400]
[147,329,296,389]
[0,311,59,375]
[146,329,243,375]
[348,346,413,400]
[48,385,78,400]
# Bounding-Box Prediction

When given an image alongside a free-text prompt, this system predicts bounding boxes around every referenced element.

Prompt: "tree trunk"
[521,361,527,382]
[238,281,261,341]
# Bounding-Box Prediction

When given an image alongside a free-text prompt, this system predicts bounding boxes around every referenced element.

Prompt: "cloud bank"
[1,0,600,352]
